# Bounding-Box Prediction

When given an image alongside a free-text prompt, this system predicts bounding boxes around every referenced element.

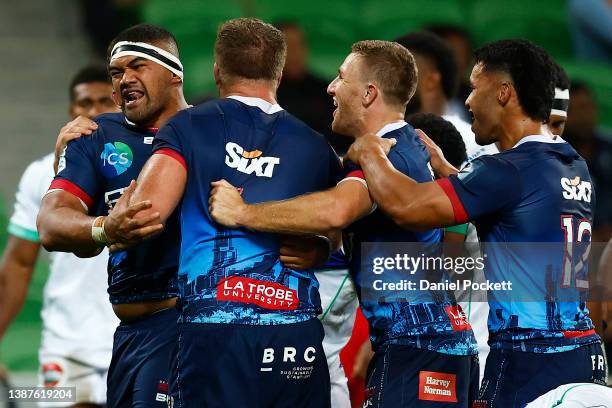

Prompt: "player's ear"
[498,82,512,106]
[213,62,221,87]
[363,83,378,107]
[111,90,121,107]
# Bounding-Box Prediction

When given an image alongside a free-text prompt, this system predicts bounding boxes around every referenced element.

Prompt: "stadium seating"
[562,60,612,130]
[469,0,573,60]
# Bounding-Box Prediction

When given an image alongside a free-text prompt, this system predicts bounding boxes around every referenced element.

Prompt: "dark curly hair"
[407,113,467,168]
[69,64,110,102]
[394,31,458,99]
[551,61,570,90]
[474,39,555,122]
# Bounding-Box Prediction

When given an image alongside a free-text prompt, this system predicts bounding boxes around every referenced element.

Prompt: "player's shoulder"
[94,112,128,128]
[388,124,428,162]
[21,152,53,180]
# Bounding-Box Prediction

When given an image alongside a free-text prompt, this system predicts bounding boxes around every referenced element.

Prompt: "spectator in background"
[426,24,474,121]
[568,0,612,62]
[395,31,497,161]
[275,21,351,154]
[564,81,612,241]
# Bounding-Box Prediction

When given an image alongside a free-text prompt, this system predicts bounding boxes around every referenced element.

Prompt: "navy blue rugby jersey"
[51,112,179,304]
[153,96,343,325]
[344,121,477,356]
[437,135,600,352]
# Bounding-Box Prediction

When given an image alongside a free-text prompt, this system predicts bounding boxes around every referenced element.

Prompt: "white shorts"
[37,354,107,407]
[316,268,359,408]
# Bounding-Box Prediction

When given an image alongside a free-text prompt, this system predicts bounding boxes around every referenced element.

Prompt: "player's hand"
[104,180,164,246]
[209,180,247,228]
[54,116,98,174]
[280,236,331,270]
[346,134,396,164]
[352,340,374,380]
[416,128,459,178]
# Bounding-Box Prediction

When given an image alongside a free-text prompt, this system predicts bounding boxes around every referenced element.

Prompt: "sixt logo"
[100,142,133,177]
[225,142,279,178]
[561,176,591,203]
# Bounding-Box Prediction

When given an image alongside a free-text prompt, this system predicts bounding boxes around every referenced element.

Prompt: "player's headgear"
[551,87,569,118]
[110,41,184,80]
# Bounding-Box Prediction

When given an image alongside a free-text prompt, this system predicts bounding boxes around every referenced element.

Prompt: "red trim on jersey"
[49,179,94,209]
[435,178,468,224]
[344,169,365,180]
[562,328,596,338]
[155,148,186,170]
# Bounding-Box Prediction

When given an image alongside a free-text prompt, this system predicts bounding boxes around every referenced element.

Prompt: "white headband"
[110,41,184,79]
[551,87,570,117]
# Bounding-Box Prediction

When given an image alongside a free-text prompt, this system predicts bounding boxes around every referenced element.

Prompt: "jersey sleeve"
[51,132,103,211]
[436,155,522,224]
[8,161,46,241]
[153,119,187,170]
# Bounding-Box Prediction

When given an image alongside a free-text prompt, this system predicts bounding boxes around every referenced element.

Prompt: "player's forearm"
[37,200,99,253]
[239,191,351,235]
[0,253,35,340]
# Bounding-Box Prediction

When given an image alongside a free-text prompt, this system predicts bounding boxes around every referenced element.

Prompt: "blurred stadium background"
[0,0,611,386]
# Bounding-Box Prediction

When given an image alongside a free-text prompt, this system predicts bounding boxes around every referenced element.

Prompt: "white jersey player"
[525,383,612,407]
[13,154,118,406]
[0,65,119,407]
[316,260,359,408]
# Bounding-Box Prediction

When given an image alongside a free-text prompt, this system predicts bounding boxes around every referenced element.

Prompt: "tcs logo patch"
[561,176,591,203]
[100,142,133,177]
[225,142,279,178]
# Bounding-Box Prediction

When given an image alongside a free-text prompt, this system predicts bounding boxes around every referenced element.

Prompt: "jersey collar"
[512,134,567,149]
[375,120,407,137]
[227,95,283,114]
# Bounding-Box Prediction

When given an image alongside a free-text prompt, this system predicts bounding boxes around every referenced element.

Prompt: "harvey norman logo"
[561,176,591,203]
[225,142,279,178]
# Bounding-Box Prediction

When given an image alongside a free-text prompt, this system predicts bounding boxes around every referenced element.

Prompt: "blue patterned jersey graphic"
[443,136,600,352]
[52,113,179,304]
[346,123,478,356]
[154,97,342,325]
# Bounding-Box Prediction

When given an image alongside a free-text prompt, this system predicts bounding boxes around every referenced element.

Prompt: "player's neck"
[221,81,278,105]
[147,93,189,129]
[358,109,405,137]
[497,115,549,151]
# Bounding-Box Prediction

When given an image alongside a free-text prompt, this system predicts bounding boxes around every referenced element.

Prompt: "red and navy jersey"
[153,96,343,325]
[344,122,478,356]
[437,135,599,352]
[51,112,179,304]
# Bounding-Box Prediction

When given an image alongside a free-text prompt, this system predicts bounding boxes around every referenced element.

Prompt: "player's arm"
[37,190,104,255]
[128,153,187,226]
[0,236,39,340]
[347,135,455,230]
[209,179,373,235]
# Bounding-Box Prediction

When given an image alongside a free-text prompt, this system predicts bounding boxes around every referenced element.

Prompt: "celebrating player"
[0,65,119,408]
[345,39,605,407]
[37,24,188,407]
[108,17,341,407]
[208,40,479,407]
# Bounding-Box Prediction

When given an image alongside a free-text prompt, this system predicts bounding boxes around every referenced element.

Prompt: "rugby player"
[345,39,605,407]
[37,24,188,407]
[113,17,341,407]
[0,65,119,408]
[209,40,479,407]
